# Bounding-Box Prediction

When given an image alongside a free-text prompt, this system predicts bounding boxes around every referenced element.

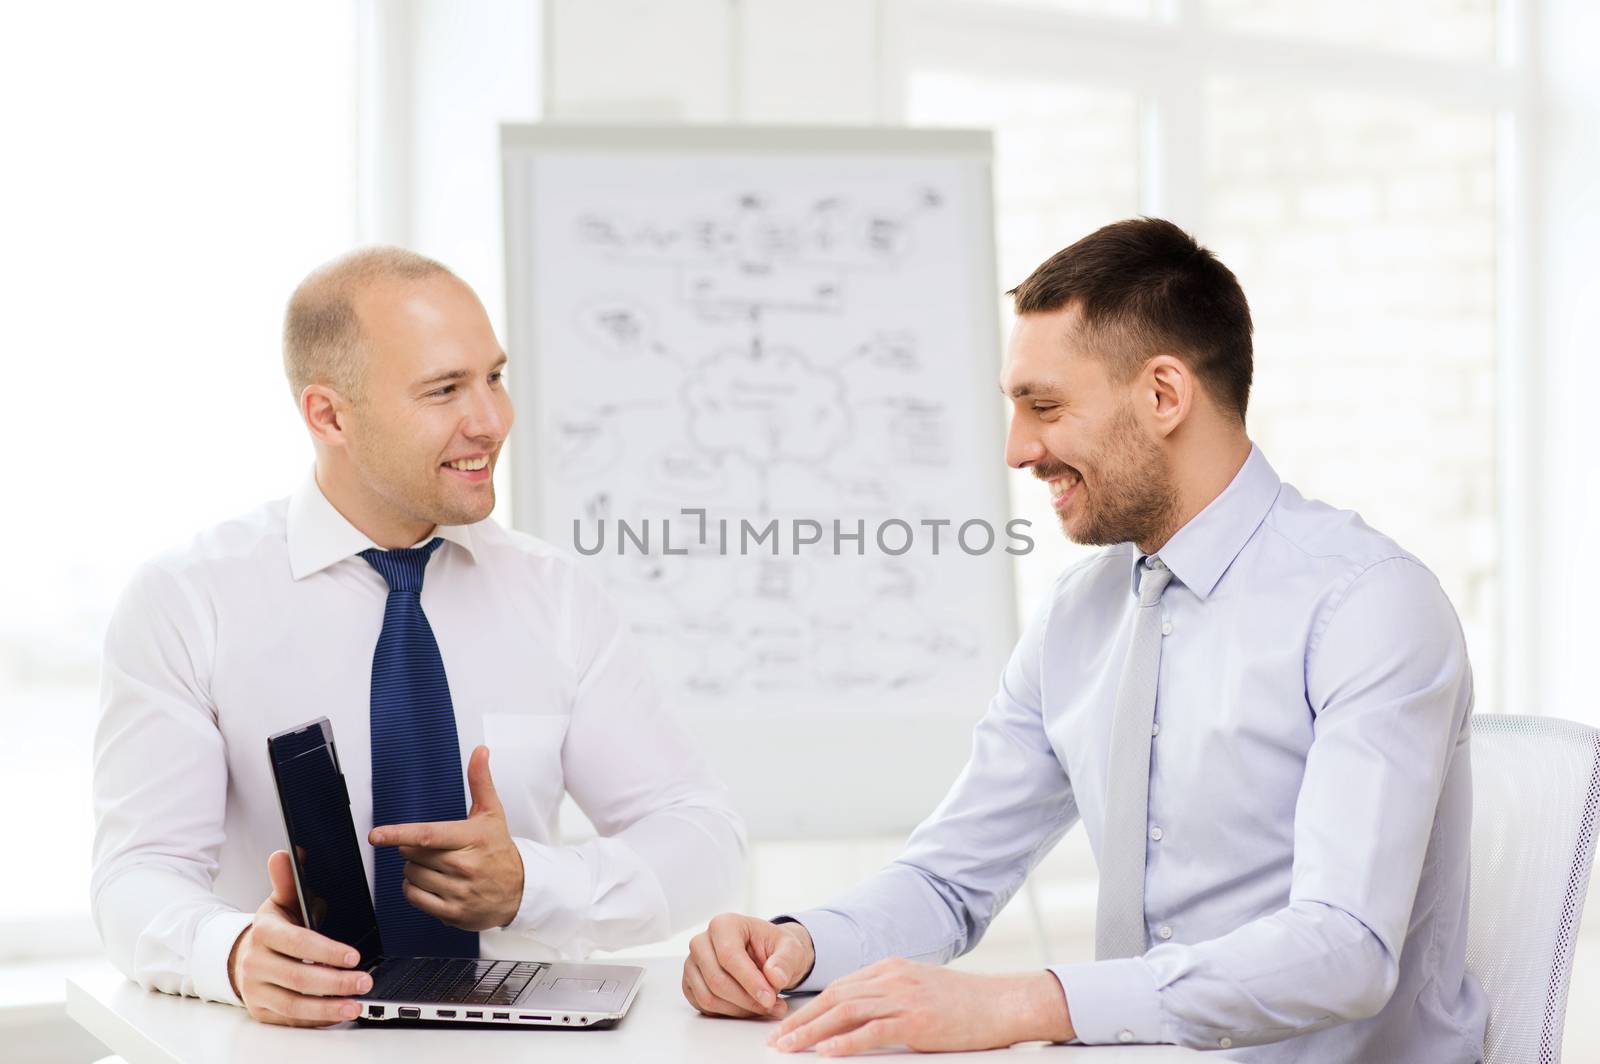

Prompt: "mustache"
[1033,459,1080,482]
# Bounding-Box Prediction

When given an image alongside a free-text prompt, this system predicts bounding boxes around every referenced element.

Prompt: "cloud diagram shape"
[682,346,851,466]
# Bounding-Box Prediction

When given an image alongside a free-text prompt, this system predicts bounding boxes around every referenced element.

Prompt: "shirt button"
[1149,826,1164,842]
[1219,1037,1234,1049]
[1158,924,1173,940]
[1118,1030,1135,1043]
[1151,721,1160,737]
[1161,621,1173,636]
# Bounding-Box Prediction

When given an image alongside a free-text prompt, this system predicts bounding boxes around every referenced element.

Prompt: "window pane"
[1207,0,1497,61]
[1205,80,1498,704]
[906,72,1143,617]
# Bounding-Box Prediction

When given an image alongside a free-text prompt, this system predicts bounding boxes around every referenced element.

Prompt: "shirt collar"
[286,469,477,581]
[1130,443,1281,602]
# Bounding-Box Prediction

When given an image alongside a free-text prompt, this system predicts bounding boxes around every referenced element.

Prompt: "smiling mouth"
[1046,468,1082,512]
[441,454,493,482]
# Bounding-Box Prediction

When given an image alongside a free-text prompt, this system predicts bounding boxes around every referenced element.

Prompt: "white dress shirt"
[782,445,1487,1062]
[91,472,746,1007]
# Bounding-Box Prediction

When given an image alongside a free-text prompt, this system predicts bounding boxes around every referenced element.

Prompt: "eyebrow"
[415,353,508,389]
[998,380,1062,399]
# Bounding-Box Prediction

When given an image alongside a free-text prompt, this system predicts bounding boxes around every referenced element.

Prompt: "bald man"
[91,248,746,1027]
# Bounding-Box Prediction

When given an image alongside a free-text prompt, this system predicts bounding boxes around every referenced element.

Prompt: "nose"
[463,381,513,443]
[1005,409,1046,470]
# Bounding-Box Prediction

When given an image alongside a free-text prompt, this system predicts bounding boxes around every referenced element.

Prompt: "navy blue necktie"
[361,538,478,959]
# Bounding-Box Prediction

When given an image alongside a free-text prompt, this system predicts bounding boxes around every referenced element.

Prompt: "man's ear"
[1144,355,1192,440]
[301,384,352,447]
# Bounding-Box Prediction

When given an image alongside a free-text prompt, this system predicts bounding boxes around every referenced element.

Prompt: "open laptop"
[267,717,643,1027]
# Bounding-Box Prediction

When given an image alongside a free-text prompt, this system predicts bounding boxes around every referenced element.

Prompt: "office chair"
[1467,714,1600,1064]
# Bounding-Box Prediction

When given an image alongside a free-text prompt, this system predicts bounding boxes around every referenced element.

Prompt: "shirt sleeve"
[504,563,747,954]
[778,595,1079,992]
[1052,557,1474,1050]
[91,561,251,1007]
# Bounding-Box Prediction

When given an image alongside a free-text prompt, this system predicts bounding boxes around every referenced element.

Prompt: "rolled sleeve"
[1049,958,1165,1045]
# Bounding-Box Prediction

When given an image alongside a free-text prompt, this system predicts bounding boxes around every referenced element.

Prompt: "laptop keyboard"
[369,958,547,1005]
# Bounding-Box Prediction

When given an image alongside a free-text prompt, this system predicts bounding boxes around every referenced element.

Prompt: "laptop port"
[398,1007,421,1020]
[368,1006,385,1018]
[465,1011,483,1019]
[436,1010,456,1019]
[493,1012,510,1020]
[521,1015,551,1021]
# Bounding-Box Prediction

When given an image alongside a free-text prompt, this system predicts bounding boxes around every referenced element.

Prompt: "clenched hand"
[681,913,816,1019]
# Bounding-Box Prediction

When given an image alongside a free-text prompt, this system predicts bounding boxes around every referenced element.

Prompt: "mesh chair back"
[1467,714,1600,1064]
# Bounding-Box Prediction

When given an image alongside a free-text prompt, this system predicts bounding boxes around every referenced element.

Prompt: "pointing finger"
[370,819,472,849]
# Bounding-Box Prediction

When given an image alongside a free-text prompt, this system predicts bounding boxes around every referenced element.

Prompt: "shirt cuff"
[772,909,863,993]
[504,837,591,944]
[192,909,255,1007]
[1049,957,1165,1045]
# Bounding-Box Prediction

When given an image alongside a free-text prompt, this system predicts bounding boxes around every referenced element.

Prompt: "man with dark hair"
[681,218,1486,1061]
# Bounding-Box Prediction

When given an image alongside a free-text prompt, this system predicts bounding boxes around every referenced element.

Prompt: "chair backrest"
[1467,714,1600,1064]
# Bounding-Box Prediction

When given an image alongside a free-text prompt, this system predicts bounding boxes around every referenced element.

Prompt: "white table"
[67,956,1226,1063]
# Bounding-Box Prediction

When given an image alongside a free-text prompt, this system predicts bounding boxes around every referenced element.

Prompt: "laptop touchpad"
[551,978,606,993]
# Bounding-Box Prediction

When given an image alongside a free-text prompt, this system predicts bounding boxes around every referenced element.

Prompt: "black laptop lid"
[267,718,384,967]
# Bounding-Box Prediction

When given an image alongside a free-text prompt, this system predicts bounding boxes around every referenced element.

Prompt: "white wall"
[1534,0,1600,723]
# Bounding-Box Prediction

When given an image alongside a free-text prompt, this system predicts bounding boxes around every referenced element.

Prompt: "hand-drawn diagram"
[524,163,1009,710]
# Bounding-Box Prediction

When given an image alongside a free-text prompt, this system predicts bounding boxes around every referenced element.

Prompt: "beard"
[1037,402,1178,548]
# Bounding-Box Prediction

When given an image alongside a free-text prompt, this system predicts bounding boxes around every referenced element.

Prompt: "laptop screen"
[267,718,384,968]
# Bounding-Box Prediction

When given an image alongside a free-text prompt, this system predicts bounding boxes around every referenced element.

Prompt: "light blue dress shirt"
[783,445,1488,1062]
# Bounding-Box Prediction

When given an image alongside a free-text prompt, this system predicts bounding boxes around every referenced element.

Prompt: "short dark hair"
[1008,217,1253,422]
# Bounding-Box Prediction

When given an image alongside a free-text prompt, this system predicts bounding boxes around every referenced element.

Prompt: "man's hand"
[681,914,816,1019]
[369,745,525,931]
[768,957,1075,1057]
[228,850,372,1027]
